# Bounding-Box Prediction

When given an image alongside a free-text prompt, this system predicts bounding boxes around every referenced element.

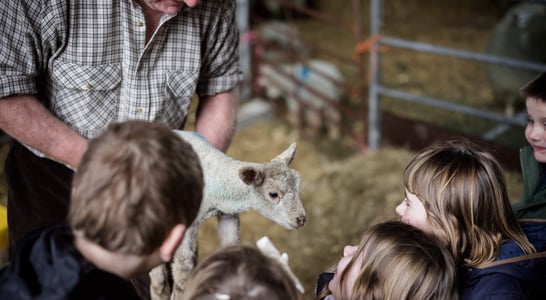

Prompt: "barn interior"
[1,0,544,298]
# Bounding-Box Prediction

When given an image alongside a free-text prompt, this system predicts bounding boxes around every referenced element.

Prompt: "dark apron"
[4,141,73,254]
[4,140,152,300]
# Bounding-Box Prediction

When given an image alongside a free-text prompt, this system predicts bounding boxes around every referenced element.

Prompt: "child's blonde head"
[335,221,458,300]
[182,244,300,300]
[403,140,534,266]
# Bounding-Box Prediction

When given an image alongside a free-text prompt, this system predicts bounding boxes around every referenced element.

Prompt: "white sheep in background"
[257,59,344,140]
[258,21,310,61]
[149,131,306,300]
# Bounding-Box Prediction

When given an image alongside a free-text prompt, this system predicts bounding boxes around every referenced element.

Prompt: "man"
[0,0,242,252]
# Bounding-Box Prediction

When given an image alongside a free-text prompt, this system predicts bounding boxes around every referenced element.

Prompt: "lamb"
[257,59,345,140]
[149,130,306,300]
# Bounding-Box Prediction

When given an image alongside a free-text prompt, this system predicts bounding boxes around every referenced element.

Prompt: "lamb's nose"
[296,215,306,227]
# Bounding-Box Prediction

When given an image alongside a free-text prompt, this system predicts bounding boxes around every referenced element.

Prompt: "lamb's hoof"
[169,284,185,300]
[149,265,172,300]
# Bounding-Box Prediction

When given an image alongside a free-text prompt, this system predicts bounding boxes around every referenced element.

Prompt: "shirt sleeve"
[196,0,243,96]
[0,0,66,99]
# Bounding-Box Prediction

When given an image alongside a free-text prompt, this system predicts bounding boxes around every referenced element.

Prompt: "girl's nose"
[343,245,357,257]
[395,203,404,216]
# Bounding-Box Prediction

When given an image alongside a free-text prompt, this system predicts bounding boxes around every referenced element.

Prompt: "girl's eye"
[527,117,534,125]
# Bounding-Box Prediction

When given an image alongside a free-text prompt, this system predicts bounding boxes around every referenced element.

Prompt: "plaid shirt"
[0,0,242,140]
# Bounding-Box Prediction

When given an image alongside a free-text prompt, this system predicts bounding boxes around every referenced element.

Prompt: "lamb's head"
[238,143,305,230]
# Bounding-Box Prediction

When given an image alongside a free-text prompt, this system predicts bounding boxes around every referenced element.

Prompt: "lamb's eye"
[269,192,278,198]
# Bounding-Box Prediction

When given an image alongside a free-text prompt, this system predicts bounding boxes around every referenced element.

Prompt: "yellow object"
[0,205,7,250]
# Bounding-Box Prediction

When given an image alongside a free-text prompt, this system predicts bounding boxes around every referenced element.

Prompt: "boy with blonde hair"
[514,71,546,219]
[0,120,203,299]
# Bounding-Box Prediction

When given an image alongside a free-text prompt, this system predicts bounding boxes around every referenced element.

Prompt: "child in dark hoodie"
[0,120,204,299]
[514,71,546,219]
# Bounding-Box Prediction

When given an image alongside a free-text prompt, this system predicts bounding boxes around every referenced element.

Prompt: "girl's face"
[329,245,361,300]
[525,98,546,163]
[396,190,428,231]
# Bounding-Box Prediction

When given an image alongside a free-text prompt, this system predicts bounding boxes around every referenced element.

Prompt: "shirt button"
[136,21,144,27]
[136,107,144,114]
[83,82,93,90]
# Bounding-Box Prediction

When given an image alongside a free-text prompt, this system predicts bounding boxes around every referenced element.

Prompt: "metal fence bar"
[367,0,382,150]
[380,36,546,72]
[377,86,527,127]
[237,0,252,101]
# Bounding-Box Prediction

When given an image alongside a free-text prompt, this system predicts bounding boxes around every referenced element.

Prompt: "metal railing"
[367,0,546,150]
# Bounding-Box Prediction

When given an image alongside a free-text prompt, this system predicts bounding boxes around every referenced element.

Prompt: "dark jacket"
[0,224,141,300]
[514,146,546,219]
[315,272,334,298]
[461,221,546,300]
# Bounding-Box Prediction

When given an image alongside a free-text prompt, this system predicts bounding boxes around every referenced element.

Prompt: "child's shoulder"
[497,240,525,261]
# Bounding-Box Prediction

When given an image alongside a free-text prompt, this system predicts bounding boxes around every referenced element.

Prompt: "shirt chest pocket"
[51,62,121,138]
[160,70,199,128]
[52,62,121,91]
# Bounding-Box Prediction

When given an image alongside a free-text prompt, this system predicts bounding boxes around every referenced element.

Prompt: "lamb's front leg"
[217,213,240,246]
[149,264,171,300]
[170,223,200,300]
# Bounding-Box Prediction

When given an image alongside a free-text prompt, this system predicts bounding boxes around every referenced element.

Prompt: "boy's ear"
[158,224,186,262]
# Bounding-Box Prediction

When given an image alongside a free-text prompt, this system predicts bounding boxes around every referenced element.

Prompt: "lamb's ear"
[239,167,265,186]
[271,143,296,165]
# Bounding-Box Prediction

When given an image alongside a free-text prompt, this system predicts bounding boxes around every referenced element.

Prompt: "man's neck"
[133,0,163,43]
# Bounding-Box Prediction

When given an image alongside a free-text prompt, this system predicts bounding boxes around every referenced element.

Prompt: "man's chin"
[162,5,183,14]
